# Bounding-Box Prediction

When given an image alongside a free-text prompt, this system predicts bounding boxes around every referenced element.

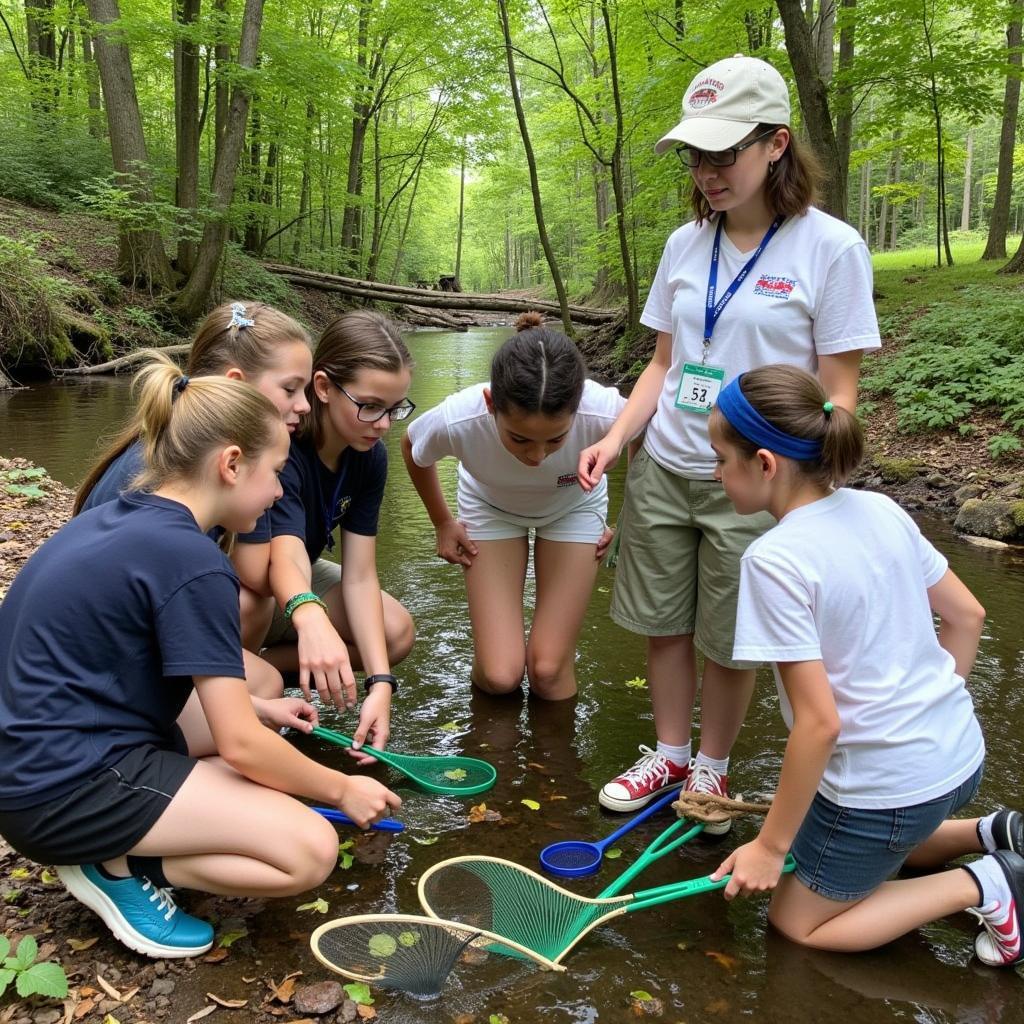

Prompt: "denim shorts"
[790,764,984,902]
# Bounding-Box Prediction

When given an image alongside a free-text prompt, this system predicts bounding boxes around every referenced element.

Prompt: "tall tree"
[983,0,1022,260]
[496,0,572,335]
[84,0,176,290]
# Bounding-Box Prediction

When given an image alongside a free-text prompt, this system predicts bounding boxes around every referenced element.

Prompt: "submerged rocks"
[954,498,1024,543]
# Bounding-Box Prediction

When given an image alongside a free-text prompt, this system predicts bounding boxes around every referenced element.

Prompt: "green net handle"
[599,819,706,898]
[626,854,797,912]
[312,725,400,769]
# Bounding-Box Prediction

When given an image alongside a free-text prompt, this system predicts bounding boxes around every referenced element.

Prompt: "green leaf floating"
[398,930,420,947]
[630,990,654,1001]
[444,768,467,781]
[368,933,397,957]
[343,982,374,1005]
[605,848,622,859]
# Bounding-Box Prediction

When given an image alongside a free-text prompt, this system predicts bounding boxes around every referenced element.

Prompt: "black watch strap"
[364,673,398,694]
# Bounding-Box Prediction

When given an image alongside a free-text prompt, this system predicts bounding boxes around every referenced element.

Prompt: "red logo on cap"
[689,87,718,109]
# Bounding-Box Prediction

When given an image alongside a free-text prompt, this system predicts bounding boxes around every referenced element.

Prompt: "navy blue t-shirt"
[79,439,270,542]
[0,493,245,811]
[254,436,387,562]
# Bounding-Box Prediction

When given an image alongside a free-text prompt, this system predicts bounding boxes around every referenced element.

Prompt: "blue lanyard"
[320,463,346,553]
[702,214,785,364]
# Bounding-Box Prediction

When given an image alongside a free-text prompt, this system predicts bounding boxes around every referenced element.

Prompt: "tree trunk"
[213,0,229,158]
[834,0,855,190]
[80,26,103,137]
[454,144,466,284]
[960,129,973,232]
[85,0,176,290]
[169,0,265,320]
[984,1,1023,260]
[174,0,201,276]
[496,0,572,335]
[340,0,373,271]
[858,158,871,240]
[812,0,835,84]
[25,0,57,110]
[366,109,384,281]
[776,0,846,220]
[889,142,901,249]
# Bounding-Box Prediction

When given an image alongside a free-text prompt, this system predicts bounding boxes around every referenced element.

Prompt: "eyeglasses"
[334,382,416,423]
[674,128,778,169]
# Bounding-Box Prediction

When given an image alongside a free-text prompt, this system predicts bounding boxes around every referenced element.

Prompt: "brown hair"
[690,125,822,225]
[130,352,281,494]
[489,311,586,416]
[305,310,413,450]
[74,300,308,515]
[710,363,864,486]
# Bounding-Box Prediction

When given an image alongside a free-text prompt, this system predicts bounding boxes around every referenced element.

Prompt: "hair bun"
[514,311,544,332]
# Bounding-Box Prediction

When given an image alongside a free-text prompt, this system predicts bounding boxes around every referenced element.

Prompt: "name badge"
[675,363,725,414]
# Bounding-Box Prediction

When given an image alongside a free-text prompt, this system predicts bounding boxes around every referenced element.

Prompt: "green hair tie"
[823,401,834,416]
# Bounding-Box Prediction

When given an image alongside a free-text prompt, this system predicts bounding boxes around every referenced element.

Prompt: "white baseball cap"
[655,54,791,155]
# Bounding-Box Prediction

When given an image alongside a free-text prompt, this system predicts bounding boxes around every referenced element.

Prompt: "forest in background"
[1,0,1023,340]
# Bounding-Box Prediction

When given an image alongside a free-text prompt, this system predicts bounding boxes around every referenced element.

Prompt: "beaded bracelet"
[284,591,328,619]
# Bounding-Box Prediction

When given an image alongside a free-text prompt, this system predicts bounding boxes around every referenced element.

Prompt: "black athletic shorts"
[0,735,196,866]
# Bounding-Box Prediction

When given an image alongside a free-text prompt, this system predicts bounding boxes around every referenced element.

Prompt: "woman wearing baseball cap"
[578,54,881,822]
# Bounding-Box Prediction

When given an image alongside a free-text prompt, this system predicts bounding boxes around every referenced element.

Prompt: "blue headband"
[716,375,823,461]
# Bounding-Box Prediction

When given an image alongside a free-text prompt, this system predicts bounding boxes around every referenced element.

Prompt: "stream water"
[2,328,1023,1022]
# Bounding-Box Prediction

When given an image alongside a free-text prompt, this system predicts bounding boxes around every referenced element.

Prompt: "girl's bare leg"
[648,634,698,746]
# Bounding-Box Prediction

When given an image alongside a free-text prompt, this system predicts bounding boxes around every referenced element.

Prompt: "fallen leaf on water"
[605,848,622,859]
[96,975,122,1001]
[624,676,647,689]
[356,1007,376,1020]
[202,948,230,964]
[444,768,467,781]
[338,839,355,870]
[67,938,98,952]
[488,1014,510,1024]
[597,586,609,593]
[185,1007,216,1024]
[242,976,258,984]
[344,982,374,1005]
[630,990,653,1001]
[468,803,502,823]
[217,928,248,948]
[411,835,439,845]
[268,973,300,1002]
[520,799,541,811]
[526,762,547,772]
[547,794,568,801]
[704,951,738,971]
[296,898,329,914]
[439,721,460,732]
[206,993,248,1008]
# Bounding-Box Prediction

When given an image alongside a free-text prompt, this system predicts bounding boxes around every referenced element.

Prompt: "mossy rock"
[954,499,1024,543]
[873,457,922,484]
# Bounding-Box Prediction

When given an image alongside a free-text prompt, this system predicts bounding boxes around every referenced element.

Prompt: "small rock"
[105,967,121,983]
[629,995,665,1016]
[156,994,172,1008]
[954,484,985,505]
[154,960,167,975]
[340,999,359,1023]
[31,1010,62,1024]
[925,472,951,488]
[293,980,346,1016]
[865,475,883,488]
[149,977,176,997]
[999,480,1022,498]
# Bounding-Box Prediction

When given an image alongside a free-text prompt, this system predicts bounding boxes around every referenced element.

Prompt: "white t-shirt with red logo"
[407,380,626,517]
[641,206,881,479]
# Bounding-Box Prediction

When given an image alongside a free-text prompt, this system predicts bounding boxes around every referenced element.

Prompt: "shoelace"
[617,745,671,786]
[968,902,1020,963]
[687,761,724,796]
[141,879,178,923]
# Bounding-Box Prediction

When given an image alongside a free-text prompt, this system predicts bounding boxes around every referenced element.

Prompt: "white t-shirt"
[641,207,881,479]
[407,379,626,518]
[733,489,984,809]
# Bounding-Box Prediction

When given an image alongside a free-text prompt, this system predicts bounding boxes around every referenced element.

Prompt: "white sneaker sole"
[56,865,212,959]
[598,781,684,813]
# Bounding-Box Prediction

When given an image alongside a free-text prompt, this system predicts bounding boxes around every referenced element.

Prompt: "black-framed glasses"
[674,128,778,169]
[334,382,416,423]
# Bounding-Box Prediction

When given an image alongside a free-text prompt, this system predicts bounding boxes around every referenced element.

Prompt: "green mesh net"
[417,857,630,964]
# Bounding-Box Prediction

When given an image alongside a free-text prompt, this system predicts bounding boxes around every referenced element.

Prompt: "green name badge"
[675,362,725,414]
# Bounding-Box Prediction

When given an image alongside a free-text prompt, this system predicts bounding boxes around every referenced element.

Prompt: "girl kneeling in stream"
[0,357,401,959]
[235,311,416,763]
[708,364,1023,968]
[401,312,627,700]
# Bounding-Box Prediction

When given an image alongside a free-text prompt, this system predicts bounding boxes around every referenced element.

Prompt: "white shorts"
[457,479,609,544]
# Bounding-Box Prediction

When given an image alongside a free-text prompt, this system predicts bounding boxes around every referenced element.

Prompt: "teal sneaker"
[56,864,213,958]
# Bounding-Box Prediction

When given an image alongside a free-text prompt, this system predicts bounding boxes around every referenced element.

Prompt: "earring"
[768,161,776,175]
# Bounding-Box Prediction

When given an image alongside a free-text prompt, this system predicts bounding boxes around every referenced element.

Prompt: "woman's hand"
[711,838,788,900]
[338,776,403,829]
[291,604,357,711]
[254,696,319,733]
[436,519,478,567]
[347,684,392,765]
[595,526,614,561]
[577,435,623,492]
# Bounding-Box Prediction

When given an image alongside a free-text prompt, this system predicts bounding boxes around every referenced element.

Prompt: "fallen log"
[266,263,618,324]
[404,305,470,331]
[57,344,190,376]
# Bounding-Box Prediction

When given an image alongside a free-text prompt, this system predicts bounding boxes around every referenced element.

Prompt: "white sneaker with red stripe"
[684,759,732,835]
[599,745,689,812]
[971,851,1024,967]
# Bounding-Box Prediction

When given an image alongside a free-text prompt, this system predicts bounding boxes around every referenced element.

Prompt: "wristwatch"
[364,673,398,694]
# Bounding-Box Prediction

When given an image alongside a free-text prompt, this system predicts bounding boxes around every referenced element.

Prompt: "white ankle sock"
[694,751,729,775]
[966,855,1009,907]
[656,741,690,768]
[978,813,998,853]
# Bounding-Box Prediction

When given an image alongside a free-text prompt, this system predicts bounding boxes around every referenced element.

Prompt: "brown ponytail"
[711,363,864,486]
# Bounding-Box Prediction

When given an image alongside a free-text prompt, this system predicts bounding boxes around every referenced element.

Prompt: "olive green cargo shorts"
[609,448,774,669]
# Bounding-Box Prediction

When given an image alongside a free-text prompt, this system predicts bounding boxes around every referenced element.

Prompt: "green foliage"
[988,434,1023,460]
[0,124,110,211]
[0,235,73,365]
[863,285,1024,438]
[219,245,299,313]
[1012,501,1024,528]
[0,934,69,1000]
